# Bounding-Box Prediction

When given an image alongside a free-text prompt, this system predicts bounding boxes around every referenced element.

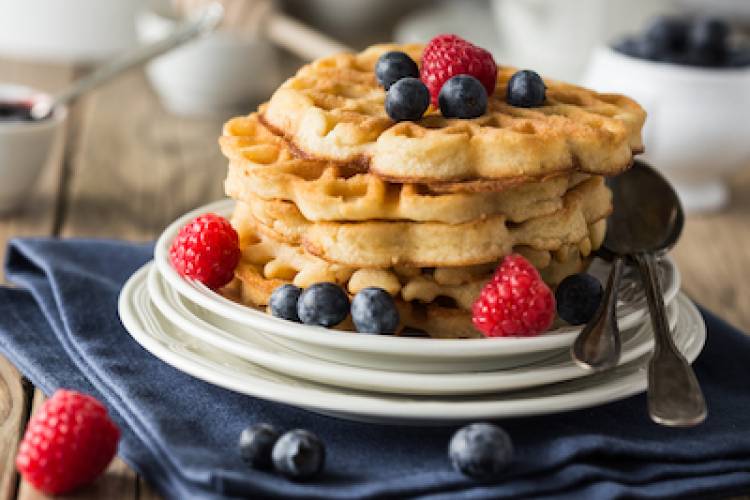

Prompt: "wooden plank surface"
[672,167,750,332]
[0,59,72,500]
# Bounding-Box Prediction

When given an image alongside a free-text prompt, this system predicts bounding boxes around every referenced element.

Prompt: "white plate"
[148,264,680,395]
[153,200,681,373]
[120,264,705,424]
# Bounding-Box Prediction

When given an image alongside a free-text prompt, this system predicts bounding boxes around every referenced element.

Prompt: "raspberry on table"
[472,254,556,337]
[15,390,120,495]
[420,34,497,106]
[169,212,240,290]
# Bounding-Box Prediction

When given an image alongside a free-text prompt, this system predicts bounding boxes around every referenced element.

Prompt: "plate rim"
[119,263,705,423]
[147,264,681,395]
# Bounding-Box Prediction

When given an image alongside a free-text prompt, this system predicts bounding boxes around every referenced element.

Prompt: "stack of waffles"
[219,44,645,338]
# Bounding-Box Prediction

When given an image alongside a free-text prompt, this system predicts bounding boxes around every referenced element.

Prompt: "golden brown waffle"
[227,213,597,339]
[222,113,591,223]
[262,43,645,183]
[232,176,611,268]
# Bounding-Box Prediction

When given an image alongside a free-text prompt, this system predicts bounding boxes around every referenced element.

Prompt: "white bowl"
[152,200,681,373]
[136,7,281,117]
[583,45,750,212]
[0,0,144,62]
[0,85,66,214]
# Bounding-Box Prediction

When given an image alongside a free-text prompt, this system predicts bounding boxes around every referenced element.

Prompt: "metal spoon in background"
[30,3,224,120]
[607,160,706,426]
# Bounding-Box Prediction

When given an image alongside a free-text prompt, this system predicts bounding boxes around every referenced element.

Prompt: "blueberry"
[688,17,730,65]
[270,284,302,322]
[272,429,325,481]
[376,51,419,90]
[385,77,430,122]
[239,423,280,469]
[438,75,488,118]
[728,47,750,67]
[506,70,545,108]
[449,423,514,481]
[351,287,400,334]
[555,273,603,326]
[297,282,350,327]
[644,16,689,52]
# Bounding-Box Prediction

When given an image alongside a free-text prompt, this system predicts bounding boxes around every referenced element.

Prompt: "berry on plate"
[239,423,280,470]
[506,70,546,108]
[169,213,240,290]
[272,429,325,481]
[472,254,555,337]
[438,74,488,119]
[297,282,350,327]
[420,34,497,106]
[555,273,603,326]
[16,390,120,495]
[385,77,430,122]
[269,284,302,322]
[376,51,419,90]
[688,17,729,65]
[449,422,514,481]
[351,287,400,334]
[644,16,689,53]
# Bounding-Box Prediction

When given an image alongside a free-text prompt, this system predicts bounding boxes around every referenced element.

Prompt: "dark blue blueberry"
[555,273,603,326]
[272,429,325,480]
[376,51,419,90]
[297,282,350,327]
[449,423,514,481]
[644,16,689,52]
[351,287,400,334]
[506,70,545,108]
[688,17,730,66]
[269,284,302,322]
[612,37,666,61]
[385,77,430,122]
[438,74,488,118]
[239,423,280,469]
[728,47,750,67]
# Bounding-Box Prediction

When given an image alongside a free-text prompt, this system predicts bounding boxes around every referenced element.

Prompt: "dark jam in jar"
[0,101,34,122]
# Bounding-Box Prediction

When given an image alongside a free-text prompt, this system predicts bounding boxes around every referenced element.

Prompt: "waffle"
[262,43,645,183]
[232,175,610,268]
[227,211,596,338]
[222,114,593,223]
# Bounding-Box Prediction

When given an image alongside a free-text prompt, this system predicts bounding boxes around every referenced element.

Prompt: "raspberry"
[472,254,555,337]
[169,213,240,290]
[16,390,120,495]
[420,34,497,106]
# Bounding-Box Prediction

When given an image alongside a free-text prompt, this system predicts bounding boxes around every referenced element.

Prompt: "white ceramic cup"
[136,7,281,117]
[583,46,750,213]
[0,85,66,214]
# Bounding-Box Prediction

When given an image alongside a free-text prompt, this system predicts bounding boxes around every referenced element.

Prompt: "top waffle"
[262,43,646,183]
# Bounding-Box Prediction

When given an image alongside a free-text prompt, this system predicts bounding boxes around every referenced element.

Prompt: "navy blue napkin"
[1,238,749,500]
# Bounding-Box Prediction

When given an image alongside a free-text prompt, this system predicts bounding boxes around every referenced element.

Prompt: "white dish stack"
[118,200,706,425]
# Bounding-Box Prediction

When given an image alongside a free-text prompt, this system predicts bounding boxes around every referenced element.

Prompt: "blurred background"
[1,0,750,216]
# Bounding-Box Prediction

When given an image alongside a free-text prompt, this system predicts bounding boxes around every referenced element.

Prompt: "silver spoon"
[607,160,705,426]
[30,2,224,120]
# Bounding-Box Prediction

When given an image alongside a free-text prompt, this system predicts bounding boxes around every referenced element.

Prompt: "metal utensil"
[30,3,224,120]
[607,160,706,426]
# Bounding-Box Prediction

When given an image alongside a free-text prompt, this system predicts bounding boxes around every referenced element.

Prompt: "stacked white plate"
[118,201,706,424]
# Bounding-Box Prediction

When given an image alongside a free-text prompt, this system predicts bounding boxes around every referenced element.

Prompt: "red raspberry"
[420,34,497,106]
[472,254,555,337]
[16,390,120,495]
[169,213,240,290]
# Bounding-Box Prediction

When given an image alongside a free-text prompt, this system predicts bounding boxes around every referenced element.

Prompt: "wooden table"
[0,58,749,500]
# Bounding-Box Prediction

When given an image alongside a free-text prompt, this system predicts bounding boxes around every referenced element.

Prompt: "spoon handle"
[571,255,624,371]
[634,252,707,427]
[31,3,224,119]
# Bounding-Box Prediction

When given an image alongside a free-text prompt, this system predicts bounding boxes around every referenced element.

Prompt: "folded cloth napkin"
[1,238,750,500]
